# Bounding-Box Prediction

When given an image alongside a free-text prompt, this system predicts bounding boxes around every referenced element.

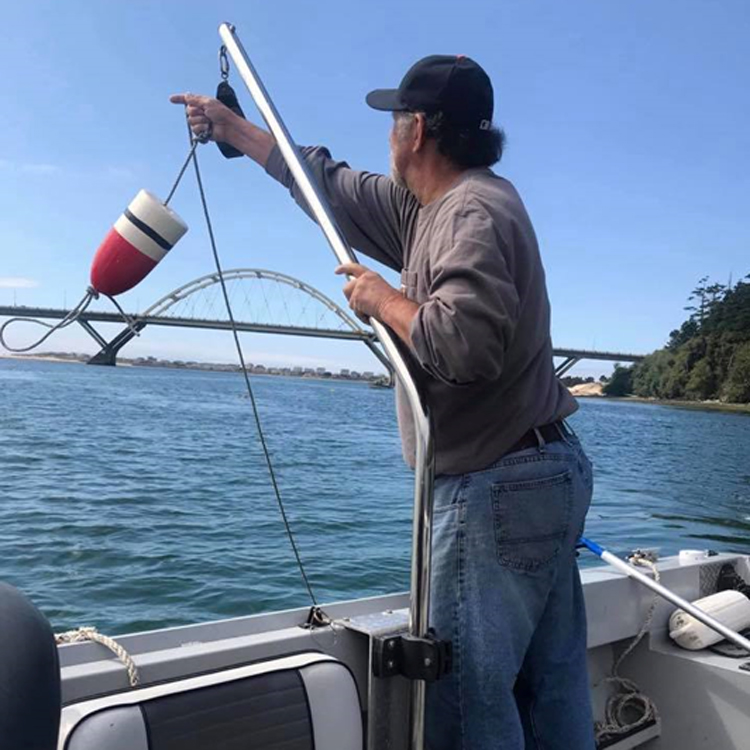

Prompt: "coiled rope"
[55,627,139,688]
[594,551,660,746]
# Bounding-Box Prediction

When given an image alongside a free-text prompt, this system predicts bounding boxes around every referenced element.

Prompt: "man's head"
[367,55,505,192]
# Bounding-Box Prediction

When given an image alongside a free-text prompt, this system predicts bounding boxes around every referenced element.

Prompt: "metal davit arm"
[218,22,435,750]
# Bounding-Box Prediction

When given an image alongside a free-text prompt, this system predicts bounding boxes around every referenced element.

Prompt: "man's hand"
[336,263,420,345]
[169,92,275,167]
[169,93,240,145]
[336,263,399,322]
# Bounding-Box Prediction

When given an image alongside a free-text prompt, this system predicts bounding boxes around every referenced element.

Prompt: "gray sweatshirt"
[265,145,577,475]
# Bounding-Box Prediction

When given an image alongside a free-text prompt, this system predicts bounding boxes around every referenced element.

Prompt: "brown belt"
[507,421,567,455]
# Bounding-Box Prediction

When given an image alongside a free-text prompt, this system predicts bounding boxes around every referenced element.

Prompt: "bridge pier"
[86,349,118,366]
[555,356,581,378]
[86,322,146,366]
[76,319,108,350]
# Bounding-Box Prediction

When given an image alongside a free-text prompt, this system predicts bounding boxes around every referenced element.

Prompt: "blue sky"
[1,0,748,375]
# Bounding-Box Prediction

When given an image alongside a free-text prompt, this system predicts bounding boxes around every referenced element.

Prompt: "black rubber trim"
[140,703,153,750]
[124,208,172,251]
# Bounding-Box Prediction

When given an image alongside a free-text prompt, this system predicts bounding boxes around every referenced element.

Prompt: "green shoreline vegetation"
[602,274,750,407]
[594,394,750,415]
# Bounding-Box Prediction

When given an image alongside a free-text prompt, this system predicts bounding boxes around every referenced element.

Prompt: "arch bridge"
[0,269,645,377]
[80,268,391,371]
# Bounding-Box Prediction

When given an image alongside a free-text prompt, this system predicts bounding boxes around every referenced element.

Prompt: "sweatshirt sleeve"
[265,144,418,272]
[409,201,520,386]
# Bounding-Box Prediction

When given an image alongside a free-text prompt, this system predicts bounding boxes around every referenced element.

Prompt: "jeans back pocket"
[491,469,573,573]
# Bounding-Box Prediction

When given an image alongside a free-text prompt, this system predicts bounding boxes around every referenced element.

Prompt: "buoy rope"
[55,626,139,688]
[0,287,96,353]
[164,136,205,207]
[594,551,659,745]
[105,290,142,336]
[0,285,144,353]
[184,119,318,607]
[0,136,205,355]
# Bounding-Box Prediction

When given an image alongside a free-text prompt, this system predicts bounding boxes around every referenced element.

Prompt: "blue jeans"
[425,430,595,750]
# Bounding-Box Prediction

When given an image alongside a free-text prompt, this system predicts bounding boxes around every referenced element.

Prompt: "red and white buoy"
[90,189,188,297]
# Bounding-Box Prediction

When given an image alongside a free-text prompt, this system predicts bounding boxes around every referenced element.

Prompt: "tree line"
[603,274,750,403]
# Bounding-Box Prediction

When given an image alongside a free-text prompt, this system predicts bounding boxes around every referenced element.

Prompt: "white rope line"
[594,552,660,745]
[0,290,95,353]
[55,627,139,688]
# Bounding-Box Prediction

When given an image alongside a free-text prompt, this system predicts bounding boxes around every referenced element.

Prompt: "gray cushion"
[300,662,362,750]
[67,706,148,750]
[63,654,362,750]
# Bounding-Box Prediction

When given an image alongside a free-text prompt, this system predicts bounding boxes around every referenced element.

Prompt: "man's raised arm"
[170,93,417,272]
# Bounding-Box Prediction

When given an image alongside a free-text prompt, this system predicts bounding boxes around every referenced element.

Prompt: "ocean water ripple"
[1,358,748,634]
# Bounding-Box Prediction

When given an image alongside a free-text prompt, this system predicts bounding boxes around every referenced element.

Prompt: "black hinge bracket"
[372,630,452,683]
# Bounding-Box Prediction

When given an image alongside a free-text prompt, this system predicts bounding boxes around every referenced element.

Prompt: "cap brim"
[366,88,407,112]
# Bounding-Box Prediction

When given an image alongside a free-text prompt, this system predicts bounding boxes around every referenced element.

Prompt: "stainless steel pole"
[218,22,436,749]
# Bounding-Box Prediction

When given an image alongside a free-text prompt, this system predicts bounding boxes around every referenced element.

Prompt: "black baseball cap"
[366,54,494,130]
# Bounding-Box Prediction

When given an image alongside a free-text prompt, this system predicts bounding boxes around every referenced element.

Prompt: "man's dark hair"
[423,111,506,169]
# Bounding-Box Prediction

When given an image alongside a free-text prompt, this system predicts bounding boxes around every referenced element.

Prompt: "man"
[172,54,595,749]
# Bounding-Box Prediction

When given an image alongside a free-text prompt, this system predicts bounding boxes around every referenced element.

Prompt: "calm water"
[1,358,749,634]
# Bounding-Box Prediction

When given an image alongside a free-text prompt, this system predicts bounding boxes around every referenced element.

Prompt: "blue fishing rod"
[579,537,750,652]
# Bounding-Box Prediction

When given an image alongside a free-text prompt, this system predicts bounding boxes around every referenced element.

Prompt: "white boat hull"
[58,552,750,749]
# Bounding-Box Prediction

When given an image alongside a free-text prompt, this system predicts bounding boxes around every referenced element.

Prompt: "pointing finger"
[170,92,208,107]
[335,263,367,278]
